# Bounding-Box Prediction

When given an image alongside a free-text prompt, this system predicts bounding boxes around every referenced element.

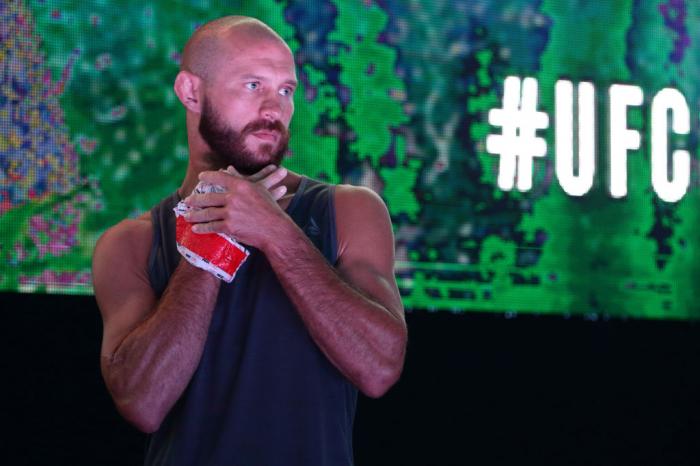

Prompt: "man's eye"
[279,87,294,96]
[245,82,259,90]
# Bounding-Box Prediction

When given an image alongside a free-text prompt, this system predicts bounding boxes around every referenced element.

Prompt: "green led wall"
[2,0,699,319]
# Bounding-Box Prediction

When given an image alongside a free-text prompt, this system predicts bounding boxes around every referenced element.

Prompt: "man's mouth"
[250,130,278,142]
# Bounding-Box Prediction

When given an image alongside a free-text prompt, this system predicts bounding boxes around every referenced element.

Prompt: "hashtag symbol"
[486,76,549,192]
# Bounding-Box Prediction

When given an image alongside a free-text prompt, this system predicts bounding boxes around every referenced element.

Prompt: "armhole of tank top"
[328,184,338,266]
[285,175,309,215]
[146,205,161,293]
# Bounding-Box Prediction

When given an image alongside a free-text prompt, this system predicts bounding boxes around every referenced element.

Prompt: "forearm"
[264,222,407,397]
[103,260,220,431]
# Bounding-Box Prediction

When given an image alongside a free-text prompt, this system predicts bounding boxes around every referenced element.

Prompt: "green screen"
[2,0,699,319]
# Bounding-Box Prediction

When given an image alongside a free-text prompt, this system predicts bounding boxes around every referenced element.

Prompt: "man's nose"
[260,94,282,121]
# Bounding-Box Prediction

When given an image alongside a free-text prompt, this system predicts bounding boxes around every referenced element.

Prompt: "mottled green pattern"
[517,0,659,316]
[3,0,700,319]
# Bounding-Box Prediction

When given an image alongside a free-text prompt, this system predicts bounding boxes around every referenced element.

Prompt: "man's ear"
[174,71,202,113]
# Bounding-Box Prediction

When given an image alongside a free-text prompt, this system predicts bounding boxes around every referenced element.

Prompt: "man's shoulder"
[331,183,396,278]
[333,184,392,257]
[333,184,387,216]
[93,213,153,264]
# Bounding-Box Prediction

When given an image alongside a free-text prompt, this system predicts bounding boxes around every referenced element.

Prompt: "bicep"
[335,187,404,320]
[93,224,157,361]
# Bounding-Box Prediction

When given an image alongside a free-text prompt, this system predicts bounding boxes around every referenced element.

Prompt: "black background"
[3,292,700,466]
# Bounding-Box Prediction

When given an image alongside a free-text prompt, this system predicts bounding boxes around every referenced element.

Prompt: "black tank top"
[144,177,357,466]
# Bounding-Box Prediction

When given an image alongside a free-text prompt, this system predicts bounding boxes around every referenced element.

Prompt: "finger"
[268,185,287,201]
[259,167,288,190]
[218,166,237,178]
[192,220,226,235]
[198,171,241,189]
[198,169,226,181]
[224,165,241,177]
[246,164,277,182]
[184,192,227,208]
[184,206,227,223]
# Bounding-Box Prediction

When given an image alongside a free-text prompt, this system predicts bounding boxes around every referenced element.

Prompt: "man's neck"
[177,161,302,208]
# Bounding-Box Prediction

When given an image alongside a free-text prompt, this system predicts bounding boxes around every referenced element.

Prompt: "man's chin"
[245,142,284,164]
[245,136,275,153]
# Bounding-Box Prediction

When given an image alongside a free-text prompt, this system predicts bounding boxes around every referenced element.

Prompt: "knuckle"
[239,181,254,194]
[230,181,244,195]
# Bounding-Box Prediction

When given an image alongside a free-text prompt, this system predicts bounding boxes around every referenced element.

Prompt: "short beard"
[198,96,290,175]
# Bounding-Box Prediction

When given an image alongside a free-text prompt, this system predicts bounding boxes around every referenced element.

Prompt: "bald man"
[92,16,406,466]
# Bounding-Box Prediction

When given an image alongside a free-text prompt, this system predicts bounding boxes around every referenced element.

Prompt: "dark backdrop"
[2,292,700,466]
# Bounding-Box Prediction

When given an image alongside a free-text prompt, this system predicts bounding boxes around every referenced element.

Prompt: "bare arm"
[264,186,407,397]
[93,221,220,433]
[186,173,407,397]
[94,166,288,432]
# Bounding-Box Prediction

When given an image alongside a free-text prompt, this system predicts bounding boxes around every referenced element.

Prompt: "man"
[92,16,407,466]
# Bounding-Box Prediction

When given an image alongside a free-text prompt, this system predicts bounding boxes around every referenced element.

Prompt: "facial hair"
[198,96,290,175]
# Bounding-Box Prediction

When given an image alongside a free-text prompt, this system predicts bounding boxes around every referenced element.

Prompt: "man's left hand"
[183,165,290,249]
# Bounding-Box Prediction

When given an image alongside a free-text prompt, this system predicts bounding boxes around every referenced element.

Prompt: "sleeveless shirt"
[143,177,358,466]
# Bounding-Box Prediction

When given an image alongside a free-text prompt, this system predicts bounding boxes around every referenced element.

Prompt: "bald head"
[181,16,289,81]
